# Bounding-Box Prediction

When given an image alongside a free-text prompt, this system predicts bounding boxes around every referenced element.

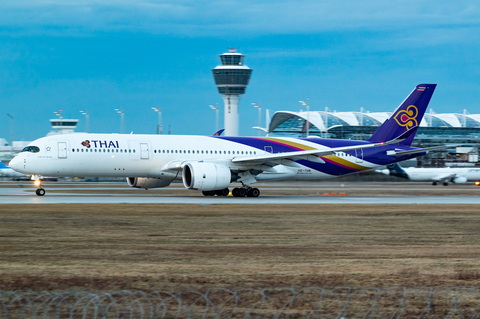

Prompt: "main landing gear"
[202,186,261,198]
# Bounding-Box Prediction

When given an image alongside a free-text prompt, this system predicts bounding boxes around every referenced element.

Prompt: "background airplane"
[10,84,443,197]
[0,162,30,180]
[377,162,480,186]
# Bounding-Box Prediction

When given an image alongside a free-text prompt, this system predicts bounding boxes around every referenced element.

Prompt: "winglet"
[212,129,225,136]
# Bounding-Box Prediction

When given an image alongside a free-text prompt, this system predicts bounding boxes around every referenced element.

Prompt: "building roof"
[269,110,480,134]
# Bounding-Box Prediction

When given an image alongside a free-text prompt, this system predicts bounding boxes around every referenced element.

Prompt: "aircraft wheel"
[443,182,449,186]
[36,188,46,196]
[247,188,260,197]
[215,188,229,196]
[232,188,244,197]
[432,182,437,186]
[202,191,215,196]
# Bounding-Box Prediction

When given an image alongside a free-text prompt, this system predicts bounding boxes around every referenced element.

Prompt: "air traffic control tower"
[212,49,252,136]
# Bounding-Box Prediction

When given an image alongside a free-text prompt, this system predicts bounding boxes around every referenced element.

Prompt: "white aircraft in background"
[10,84,447,197]
[377,162,480,186]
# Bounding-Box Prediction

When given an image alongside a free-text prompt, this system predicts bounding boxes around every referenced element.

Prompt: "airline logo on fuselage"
[393,105,418,130]
[81,140,119,148]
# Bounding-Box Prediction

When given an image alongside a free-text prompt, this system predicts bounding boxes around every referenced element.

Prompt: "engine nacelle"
[453,176,467,184]
[182,162,231,191]
[127,177,172,189]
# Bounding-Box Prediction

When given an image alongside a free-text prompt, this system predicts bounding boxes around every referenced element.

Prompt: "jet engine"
[127,177,173,189]
[453,176,467,184]
[182,162,231,191]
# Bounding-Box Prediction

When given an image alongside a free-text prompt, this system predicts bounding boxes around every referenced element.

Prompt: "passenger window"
[81,149,84,152]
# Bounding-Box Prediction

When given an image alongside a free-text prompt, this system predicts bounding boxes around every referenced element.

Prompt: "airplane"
[0,162,31,180]
[10,83,443,197]
[377,162,480,186]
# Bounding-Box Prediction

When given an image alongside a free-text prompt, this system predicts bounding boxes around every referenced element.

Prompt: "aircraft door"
[140,143,149,159]
[58,142,67,159]
[264,146,273,154]
[355,149,363,163]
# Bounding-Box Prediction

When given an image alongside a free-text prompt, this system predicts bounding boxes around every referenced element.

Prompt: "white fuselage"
[403,167,480,182]
[9,133,380,183]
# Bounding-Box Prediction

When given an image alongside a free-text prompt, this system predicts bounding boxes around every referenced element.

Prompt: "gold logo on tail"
[393,105,418,130]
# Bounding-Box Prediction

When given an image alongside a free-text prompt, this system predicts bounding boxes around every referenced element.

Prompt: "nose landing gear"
[33,176,46,196]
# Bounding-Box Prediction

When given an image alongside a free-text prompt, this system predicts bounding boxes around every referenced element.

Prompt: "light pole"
[114,108,125,134]
[152,107,162,134]
[251,103,261,136]
[299,99,310,137]
[80,110,89,133]
[209,104,219,132]
[6,114,14,153]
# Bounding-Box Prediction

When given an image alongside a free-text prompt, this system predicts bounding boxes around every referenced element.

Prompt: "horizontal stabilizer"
[387,144,462,157]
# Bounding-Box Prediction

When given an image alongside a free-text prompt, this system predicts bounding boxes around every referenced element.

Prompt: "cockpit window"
[21,146,40,153]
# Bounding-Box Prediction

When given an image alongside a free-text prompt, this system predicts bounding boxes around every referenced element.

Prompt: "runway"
[1,182,480,204]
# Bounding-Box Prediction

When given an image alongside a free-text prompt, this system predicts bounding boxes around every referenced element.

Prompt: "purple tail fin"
[368,84,436,146]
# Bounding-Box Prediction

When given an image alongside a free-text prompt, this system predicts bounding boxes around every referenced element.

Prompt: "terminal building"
[267,109,480,167]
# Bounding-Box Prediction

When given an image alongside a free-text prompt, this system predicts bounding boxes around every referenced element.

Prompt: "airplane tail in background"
[386,163,409,179]
[368,84,436,146]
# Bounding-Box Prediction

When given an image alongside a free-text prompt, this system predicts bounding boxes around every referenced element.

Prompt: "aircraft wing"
[232,136,404,165]
[432,173,456,182]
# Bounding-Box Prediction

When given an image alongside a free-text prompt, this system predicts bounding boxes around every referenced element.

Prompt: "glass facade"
[220,55,244,65]
[217,87,246,94]
[51,121,77,127]
[213,69,252,85]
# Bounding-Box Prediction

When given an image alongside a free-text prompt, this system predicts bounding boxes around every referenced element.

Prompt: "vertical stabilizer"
[368,84,436,145]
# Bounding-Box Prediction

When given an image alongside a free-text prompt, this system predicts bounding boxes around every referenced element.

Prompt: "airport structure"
[212,49,252,136]
[267,109,480,167]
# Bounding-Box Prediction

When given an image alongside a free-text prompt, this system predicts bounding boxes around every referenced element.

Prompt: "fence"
[2,287,480,318]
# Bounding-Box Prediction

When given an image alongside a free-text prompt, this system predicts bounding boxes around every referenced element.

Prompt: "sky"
[1,0,480,142]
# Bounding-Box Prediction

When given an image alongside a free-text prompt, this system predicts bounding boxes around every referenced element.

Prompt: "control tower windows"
[213,69,252,85]
[220,55,244,65]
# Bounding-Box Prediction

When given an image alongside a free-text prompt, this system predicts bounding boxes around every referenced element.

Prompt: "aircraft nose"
[8,157,20,171]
